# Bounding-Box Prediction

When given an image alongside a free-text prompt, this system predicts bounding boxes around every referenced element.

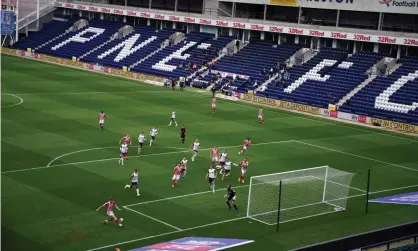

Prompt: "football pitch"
[1,55,418,251]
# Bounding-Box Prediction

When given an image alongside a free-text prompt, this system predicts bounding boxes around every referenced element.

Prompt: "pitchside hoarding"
[370,192,418,205]
[300,0,418,14]
[128,237,254,251]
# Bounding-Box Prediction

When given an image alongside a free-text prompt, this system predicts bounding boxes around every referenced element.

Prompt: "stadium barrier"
[215,93,239,101]
[2,47,417,135]
[368,118,418,134]
[241,92,322,115]
[290,221,418,251]
[239,92,418,135]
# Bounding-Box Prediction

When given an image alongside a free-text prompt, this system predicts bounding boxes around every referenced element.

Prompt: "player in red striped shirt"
[96,197,123,227]
[211,146,219,163]
[98,111,106,130]
[238,158,248,184]
[238,137,251,155]
[120,134,131,145]
[172,164,182,188]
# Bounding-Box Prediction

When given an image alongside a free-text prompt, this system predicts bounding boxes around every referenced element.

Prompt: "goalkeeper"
[224,184,238,212]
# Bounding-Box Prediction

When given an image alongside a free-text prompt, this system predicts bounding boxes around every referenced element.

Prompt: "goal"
[246,166,355,226]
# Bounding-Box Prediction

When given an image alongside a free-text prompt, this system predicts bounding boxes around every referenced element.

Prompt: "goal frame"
[246,165,329,218]
[246,165,354,228]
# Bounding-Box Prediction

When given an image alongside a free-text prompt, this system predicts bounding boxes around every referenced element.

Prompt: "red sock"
[114,218,120,225]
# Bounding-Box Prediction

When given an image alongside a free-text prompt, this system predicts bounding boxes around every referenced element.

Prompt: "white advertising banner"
[54,2,418,46]
[299,0,418,15]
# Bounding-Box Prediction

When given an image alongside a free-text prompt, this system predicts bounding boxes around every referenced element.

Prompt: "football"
[119,218,124,222]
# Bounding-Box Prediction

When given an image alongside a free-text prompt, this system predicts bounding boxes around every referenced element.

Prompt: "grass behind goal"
[2,56,418,251]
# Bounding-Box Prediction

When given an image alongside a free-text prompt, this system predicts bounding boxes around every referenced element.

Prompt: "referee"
[180,125,186,144]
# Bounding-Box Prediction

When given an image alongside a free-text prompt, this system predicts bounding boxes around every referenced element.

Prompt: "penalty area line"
[294,140,418,173]
[1,140,294,174]
[124,184,250,207]
[123,206,182,231]
[46,146,188,167]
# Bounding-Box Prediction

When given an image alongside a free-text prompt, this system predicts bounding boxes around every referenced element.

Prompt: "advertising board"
[241,93,322,114]
[368,118,418,133]
[1,11,16,35]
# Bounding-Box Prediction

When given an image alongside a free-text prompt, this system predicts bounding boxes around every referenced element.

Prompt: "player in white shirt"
[137,132,146,154]
[119,143,128,165]
[124,169,140,196]
[218,150,228,173]
[168,109,178,127]
[205,165,217,193]
[149,127,158,146]
[180,156,188,178]
[222,158,238,180]
[190,139,200,162]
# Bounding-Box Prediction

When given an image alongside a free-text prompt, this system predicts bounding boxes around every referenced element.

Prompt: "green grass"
[1,55,418,251]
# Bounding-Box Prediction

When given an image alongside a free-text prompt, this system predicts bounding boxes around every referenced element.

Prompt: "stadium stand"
[13,20,74,51]
[213,41,303,84]
[11,18,418,125]
[131,32,234,79]
[340,57,418,124]
[36,19,124,59]
[81,26,174,69]
[256,50,388,108]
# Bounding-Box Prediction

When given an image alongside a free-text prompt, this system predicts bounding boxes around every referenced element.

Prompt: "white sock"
[119,158,122,164]
[121,158,124,165]
[175,122,178,126]
[169,121,172,126]
[136,188,140,196]
[150,139,153,146]
[124,184,130,189]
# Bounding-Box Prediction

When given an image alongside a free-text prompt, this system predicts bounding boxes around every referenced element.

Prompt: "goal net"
[246,166,355,225]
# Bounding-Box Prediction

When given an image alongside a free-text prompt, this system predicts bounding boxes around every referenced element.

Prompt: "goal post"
[246,166,355,226]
